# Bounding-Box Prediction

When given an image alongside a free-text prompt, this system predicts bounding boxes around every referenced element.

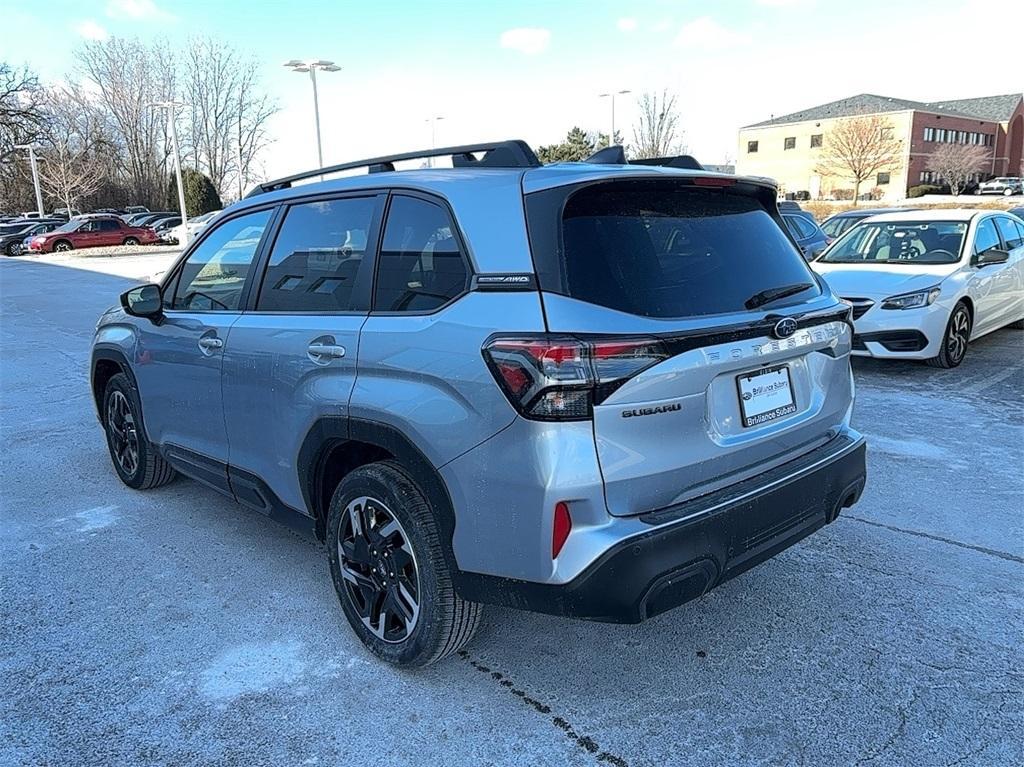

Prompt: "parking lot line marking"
[844,515,1024,564]
[457,650,630,767]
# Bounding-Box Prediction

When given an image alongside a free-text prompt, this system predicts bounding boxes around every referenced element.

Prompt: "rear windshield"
[550,180,818,318]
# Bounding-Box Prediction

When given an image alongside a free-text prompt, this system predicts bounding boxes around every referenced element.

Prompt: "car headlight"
[880,286,941,310]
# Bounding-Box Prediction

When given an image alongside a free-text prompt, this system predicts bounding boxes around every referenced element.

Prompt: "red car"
[27,216,159,253]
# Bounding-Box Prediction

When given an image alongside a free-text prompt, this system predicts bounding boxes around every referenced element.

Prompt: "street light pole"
[598,89,631,147]
[424,116,445,167]
[284,60,341,169]
[14,143,44,215]
[149,101,188,240]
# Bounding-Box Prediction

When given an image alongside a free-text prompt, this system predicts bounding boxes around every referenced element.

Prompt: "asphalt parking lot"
[1,257,1021,767]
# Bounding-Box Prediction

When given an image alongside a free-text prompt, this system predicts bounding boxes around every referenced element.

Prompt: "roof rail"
[247,139,541,197]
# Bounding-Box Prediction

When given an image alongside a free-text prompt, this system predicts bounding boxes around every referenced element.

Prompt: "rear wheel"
[54,240,73,252]
[327,461,482,666]
[927,301,971,369]
[5,242,18,256]
[103,373,176,489]
[123,236,139,246]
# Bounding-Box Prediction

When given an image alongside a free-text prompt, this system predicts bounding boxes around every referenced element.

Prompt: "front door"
[969,217,1018,335]
[132,207,274,486]
[222,194,383,514]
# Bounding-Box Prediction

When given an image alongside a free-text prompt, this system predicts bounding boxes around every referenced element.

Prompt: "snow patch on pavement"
[862,434,950,461]
[200,640,308,700]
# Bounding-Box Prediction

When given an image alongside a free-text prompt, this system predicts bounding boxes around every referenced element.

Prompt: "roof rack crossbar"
[248,140,540,197]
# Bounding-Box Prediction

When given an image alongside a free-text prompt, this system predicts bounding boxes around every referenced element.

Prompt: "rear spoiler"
[584,145,705,170]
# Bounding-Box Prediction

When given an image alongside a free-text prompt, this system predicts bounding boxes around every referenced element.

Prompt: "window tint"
[786,215,816,239]
[821,221,966,265]
[100,219,120,231]
[821,217,851,238]
[374,196,468,313]
[994,216,1023,249]
[554,180,819,318]
[257,197,376,312]
[974,218,1000,254]
[171,209,271,311]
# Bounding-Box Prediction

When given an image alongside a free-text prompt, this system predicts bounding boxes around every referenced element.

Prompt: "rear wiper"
[744,282,814,310]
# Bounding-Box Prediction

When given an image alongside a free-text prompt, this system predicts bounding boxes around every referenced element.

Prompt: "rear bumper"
[455,432,866,623]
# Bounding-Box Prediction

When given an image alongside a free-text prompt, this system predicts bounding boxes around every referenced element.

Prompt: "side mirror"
[974,248,1010,267]
[120,283,162,318]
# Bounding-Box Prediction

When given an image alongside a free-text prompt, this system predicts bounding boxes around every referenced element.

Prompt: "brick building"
[736,93,1023,200]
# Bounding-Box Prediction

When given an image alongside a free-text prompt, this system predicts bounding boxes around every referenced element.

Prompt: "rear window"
[550,180,818,318]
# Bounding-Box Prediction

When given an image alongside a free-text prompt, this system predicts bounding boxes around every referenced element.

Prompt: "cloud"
[617,17,638,32]
[499,27,551,55]
[75,19,109,40]
[675,17,751,48]
[105,0,174,21]
[756,0,814,6]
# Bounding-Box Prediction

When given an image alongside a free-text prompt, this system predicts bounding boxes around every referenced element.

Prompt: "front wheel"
[54,240,72,252]
[327,461,482,667]
[123,236,139,246]
[5,242,18,256]
[927,301,971,368]
[103,373,177,489]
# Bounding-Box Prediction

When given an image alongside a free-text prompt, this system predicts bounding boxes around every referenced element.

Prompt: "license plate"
[736,365,797,427]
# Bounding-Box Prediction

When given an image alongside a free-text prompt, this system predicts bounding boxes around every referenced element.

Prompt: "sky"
[3,0,1023,183]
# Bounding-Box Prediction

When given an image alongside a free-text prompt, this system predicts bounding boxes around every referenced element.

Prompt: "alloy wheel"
[106,390,139,476]
[947,308,970,364]
[338,495,420,643]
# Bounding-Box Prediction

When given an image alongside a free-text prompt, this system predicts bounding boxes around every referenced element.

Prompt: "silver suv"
[91,141,866,666]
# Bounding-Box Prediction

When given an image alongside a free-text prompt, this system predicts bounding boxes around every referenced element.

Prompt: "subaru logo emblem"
[773,318,798,339]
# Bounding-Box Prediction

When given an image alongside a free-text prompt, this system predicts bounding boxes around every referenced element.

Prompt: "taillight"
[482,335,669,420]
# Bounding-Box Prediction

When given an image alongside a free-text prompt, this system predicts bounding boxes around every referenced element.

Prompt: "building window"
[783,137,796,150]
[923,127,935,142]
[985,134,994,146]
[747,140,758,153]
[877,172,890,185]
[880,127,894,140]
[810,134,822,148]
[936,128,946,142]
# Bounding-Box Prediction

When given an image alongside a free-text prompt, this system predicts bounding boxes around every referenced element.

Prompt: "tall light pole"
[284,59,341,169]
[425,116,445,167]
[149,101,188,239]
[14,143,44,216]
[598,89,631,147]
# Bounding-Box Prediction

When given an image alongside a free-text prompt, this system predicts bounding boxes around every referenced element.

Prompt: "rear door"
[221,193,383,513]
[526,176,853,517]
[992,216,1024,324]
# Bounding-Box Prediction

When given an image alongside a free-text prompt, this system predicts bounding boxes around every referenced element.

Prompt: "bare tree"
[815,115,903,207]
[36,88,113,214]
[182,37,276,201]
[927,143,989,196]
[0,62,45,161]
[76,38,178,208]
[631,90,685,159]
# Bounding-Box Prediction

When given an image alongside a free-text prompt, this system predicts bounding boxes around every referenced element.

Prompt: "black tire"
[123,237,139,246]
[102,373,176,489]
[54,240,73,252]
[327,461,482,667]
[927,301,972,369]
[5,242,18,256]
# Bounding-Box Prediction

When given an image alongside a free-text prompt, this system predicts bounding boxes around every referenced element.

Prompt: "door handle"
[198,336,223,351]
[307,342,346,359]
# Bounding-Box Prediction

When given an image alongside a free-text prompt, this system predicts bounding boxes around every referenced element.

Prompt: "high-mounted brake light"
[482,335,669,421]
[693,176,736,187]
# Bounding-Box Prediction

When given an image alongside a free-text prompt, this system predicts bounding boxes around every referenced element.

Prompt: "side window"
[786,216,814,239]
[994,216,1023,250]
[171,209,272,311]
[973,218,1001,255]
[80,221,95,232]
[100,220,120,232]
[256,196,377,313]
[374,196,468,313]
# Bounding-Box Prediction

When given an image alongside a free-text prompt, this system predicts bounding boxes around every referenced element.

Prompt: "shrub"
[908,184,943,198]
[869,187,885,201]
[166,169,223,216]
[831,188,855,201]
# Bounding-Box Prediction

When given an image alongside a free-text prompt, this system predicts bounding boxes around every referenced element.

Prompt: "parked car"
[813,209,1024,368]
[976,177,1023,196]
[0,219,64,255]
[125,205,149,215]
[1008,206,1024,220]
[820,208,911,240]
[132,212,177,227]
[91,140,866,667]
[150,216,181,234]
[782,211,830,259]
[27,216,159,253]
[51,207,81,219]
[162,209,221,245]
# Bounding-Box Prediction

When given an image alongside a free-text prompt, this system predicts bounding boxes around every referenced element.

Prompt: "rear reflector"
[552,502,572,558]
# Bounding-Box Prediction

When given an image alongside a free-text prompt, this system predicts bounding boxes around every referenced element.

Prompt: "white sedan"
[812,209,1024,368]
[161,210,221,246]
